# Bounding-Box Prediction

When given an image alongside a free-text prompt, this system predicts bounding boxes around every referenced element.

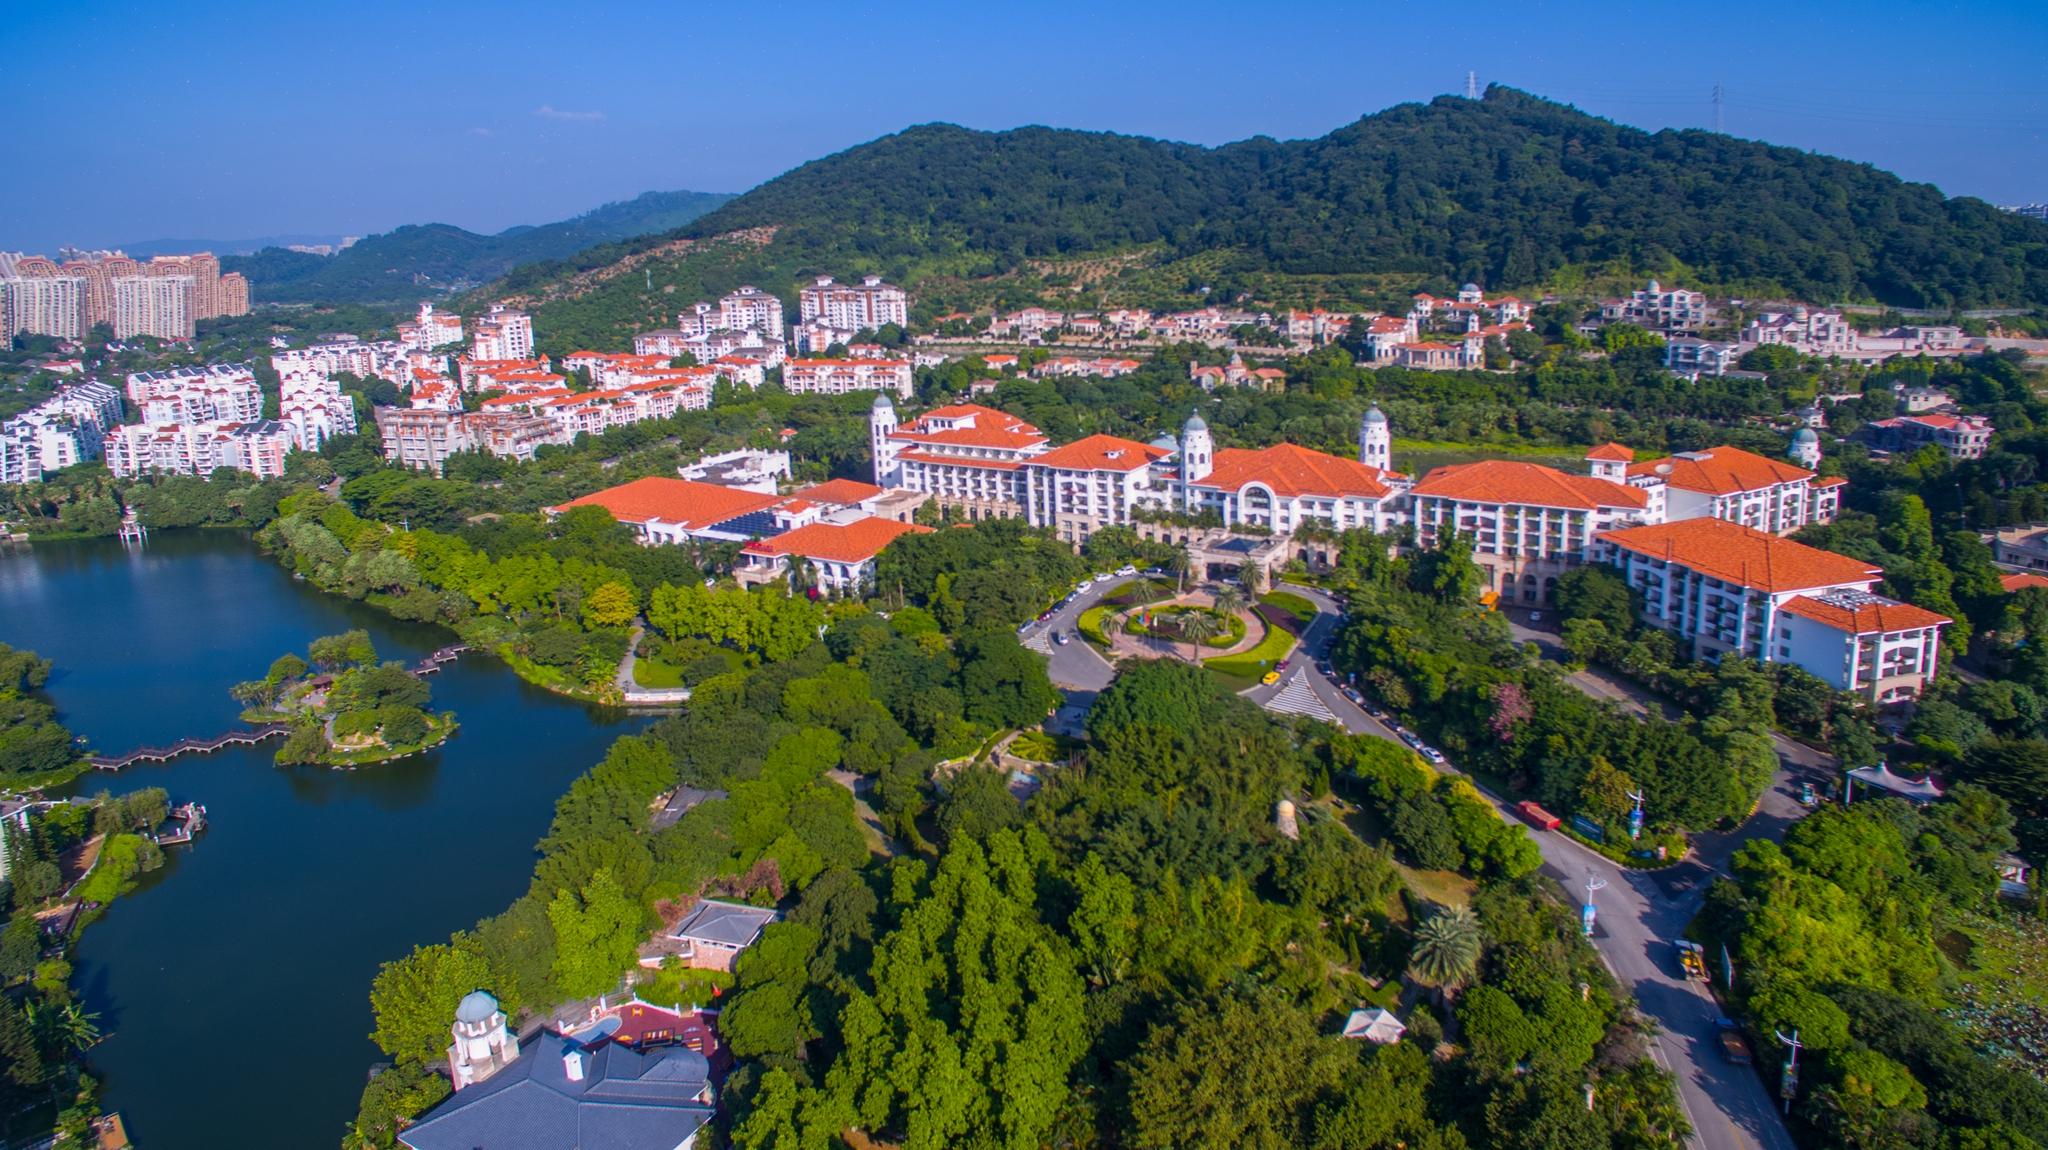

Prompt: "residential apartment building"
[1602,281,1709,331]
[1596,518,1948,702]
[1863,413,1994,460]
[1664,338,1740,377]
[988,308,1066,341]
[126,365,264,423]
[1743,307,1857,356]
[471,305,534,361]
[1034,356,1142,379]
[113,275,196,340]
[633,326,785,368]
[783,358,913,398]
[104,419,294,479]
[1621,445,1841,535]
[399,303,465,351]
[718,286,785,339]
[3,276,89,340]
[0,380,123,481]
[798,275,908,332]
[375,408,474,474]
[278,374,358,450]
[1409,459,1653,604]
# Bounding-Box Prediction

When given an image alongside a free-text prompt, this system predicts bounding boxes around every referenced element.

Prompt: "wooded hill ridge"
[223,189,735,305]
[488,86,2048,343]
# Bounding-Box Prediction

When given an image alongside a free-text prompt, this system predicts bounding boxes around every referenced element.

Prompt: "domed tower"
[448,990,519,1091]
[1180,411,1213,485]
[1789,427,1822,469]
[869,393,900,487]
[1359,404,1392,472]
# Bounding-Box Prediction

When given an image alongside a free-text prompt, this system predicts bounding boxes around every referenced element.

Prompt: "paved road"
[1020,575,1126,736]
[1259,586,1812,1150]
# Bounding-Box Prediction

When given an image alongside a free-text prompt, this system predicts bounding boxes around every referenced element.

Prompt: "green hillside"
[225,189,734,305]
[491,87,2048,353]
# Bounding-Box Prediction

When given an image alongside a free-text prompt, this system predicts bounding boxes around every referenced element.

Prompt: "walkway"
[89,723,293,770]
[614,621,693,707]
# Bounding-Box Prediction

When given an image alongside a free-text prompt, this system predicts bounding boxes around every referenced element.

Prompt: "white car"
[1116,565,1138,577]
[1075,579,1093,593]
[1094,572,1112,583]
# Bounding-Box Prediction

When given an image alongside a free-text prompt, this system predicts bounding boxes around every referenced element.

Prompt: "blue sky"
[4,0,2045,252]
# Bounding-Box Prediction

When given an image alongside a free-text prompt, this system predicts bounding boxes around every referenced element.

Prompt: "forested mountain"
[224,189,734,304]
[496,87,2048,351]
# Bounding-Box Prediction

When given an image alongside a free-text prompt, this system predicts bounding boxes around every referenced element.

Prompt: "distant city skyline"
[5,0,2045,254]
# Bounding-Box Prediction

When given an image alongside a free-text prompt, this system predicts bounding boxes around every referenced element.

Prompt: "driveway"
[1275,586,1803,1150]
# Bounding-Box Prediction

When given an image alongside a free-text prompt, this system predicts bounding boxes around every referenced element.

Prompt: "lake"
[0,532,645,1149]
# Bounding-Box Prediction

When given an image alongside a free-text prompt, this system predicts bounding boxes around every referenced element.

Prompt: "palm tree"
[1169,547,1193,595]
[1407,906,1483,1000]
[27,1000,101,1059]
[1212,586,1246,620]
[1178,609,1223,663]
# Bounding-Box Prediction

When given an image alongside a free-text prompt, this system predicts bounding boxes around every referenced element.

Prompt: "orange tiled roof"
[1779,594,1951,634]
[1412,460,1648,510]
[1029,434,1169,473]
[1598,518,1880,592]
[1814,475,1847,489]
[2002,572,2048,593]
[743,517,931,563]
[1200,443,1399,500]
[552,477,781,529]
[793,478,885,505]
[1627,445,1813,495]
[1585,443,1635,462]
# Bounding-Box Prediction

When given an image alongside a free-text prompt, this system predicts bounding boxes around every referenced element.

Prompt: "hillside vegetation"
[490,87,2048,352]
[226,189,734,305]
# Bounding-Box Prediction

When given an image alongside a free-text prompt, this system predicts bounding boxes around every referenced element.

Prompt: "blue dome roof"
[1183,411,1208,433]
[1150,433,1179,451]
[871,393,894,410]
[1363,405,1388,423]
[455,990,500,1025]
[1792,427,1819,443]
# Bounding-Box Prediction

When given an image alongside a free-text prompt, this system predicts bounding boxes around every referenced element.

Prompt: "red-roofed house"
[1595,517,1947,700]
[872,399,1051,519]
[1183,442,1409,536]
[549,477,785,546]
[1021,435,1174,545]
[737,517,932,594]
[1863,413,1994,460]
[1624,445,1841,535]
[1410,460,1652,604]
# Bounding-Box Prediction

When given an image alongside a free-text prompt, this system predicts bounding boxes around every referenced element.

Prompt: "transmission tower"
[1466,70,1480,99]
[1712,82,1725,133]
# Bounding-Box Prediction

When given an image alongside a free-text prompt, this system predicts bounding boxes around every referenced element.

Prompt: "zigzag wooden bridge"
[89,724,293,771]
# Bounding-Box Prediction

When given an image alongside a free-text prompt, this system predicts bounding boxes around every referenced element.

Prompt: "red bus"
[1516,801,1561,831]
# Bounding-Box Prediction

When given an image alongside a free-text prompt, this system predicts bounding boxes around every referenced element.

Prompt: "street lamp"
[1773,1029,1804,1115]
[1581,872,1607,937]
[1626,789,1646,841]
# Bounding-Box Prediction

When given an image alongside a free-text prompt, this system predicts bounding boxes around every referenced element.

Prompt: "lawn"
[637,962,734,1011]
[633,656,688,688]
[1077,605,1112,646]
[1259,590,1318,624]
[1204,616,1296,679]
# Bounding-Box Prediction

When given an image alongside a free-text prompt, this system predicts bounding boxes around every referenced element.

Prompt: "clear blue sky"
[4,0,2045,252]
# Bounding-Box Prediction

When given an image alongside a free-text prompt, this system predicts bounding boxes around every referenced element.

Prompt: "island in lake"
[234,628,457,767]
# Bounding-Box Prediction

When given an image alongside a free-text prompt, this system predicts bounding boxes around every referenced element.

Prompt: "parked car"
[1717,1024,1752,1065]
[1798,781,1817,807]
[1075,580,1093,593]
[1261,671,1281,686]
[1116,565,1138,577]
[1421,747,1447,765]
[1094,572,1112,583]
[1276,658,1291,671]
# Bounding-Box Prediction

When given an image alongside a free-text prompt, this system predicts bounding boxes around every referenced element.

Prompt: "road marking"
[1264,669,1337,722]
